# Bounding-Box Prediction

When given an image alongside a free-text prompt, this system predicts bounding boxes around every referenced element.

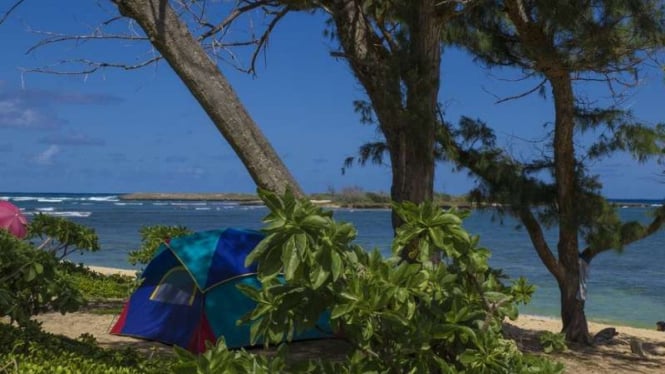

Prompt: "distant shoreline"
[119,192,261,202]
[118,192,472,209]
[118,192,662,210]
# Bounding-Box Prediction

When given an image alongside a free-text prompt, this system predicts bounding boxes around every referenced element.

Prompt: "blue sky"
[0,1,663,198]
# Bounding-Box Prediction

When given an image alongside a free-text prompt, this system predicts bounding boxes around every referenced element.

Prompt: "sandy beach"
[86,265,139,277]
[30,265,665,372]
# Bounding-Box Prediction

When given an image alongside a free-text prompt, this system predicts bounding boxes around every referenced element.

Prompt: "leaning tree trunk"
[112,0,303,196]
[550,72,592,344]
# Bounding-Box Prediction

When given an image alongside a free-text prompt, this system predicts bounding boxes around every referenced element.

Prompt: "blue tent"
[110,228,329,352]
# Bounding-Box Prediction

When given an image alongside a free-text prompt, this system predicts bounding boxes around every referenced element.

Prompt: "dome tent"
[110,228,329,353]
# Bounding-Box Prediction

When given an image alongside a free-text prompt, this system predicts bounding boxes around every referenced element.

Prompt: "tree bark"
[388,0,440,227]
[328,0,441,229]
[112,0,303,196]
[504,0,591,344]
[549,72,591,344]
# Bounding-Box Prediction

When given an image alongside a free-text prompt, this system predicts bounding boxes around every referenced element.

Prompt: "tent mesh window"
[149,266,197,305]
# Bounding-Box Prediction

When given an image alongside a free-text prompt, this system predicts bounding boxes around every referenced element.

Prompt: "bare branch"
[26,29,149,54]
[494,78,547,104]
[197,0,275,42]
[23,56,162,75]
[246,6,288,75]
[374,20,399,53]
[0,0,25,25]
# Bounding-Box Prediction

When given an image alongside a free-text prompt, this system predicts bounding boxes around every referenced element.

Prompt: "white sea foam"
[38,198,63,203]
[170,202,207,206]
[195,207,211,210]
[240,205,265,210]
[36,207,55,212]
[114,202,144,206]
[38,211,92,218]
[11,196,40,201]
[210,202,239,206]
[86,196,119,202]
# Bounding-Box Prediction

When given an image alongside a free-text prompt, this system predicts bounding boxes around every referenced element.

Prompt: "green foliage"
[444,116,665,256]
[170,338,286,374]
[231,189,558,373]
[0,215,113,325]
[539,332,568,354]
[511,277,536,305]
[27,214,99,259]
[451,0,665,74]
[128,225,191,265]
[333,185,368,205]
[0,322,174,374]
[0,231,84,325]
[58,262,137,300]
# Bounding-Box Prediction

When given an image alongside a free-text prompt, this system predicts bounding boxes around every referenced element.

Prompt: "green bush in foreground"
[59,262,137,300]
[1,215,103,325]
[0,322,174,374]
[172,189,563,373]
[0,231,84,325]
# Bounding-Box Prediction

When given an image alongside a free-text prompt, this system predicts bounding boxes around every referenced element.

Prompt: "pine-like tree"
[443,0,665,343]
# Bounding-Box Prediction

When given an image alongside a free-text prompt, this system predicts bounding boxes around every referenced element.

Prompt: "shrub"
[0,322,174,374]
[365,191,390,204]
[334,186,366,205]
[27,214,99,259]
[1,216,102,325]
[58,262,137,300]
[539,331,568,353]
[176,189,562,373]
[0,231,84,325]
[128,225,192,266]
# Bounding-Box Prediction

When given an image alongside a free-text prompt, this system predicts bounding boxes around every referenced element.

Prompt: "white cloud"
[0,99,63,129]
[33,145,61,165]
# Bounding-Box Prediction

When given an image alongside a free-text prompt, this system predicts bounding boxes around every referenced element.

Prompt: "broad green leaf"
[282,237,300,280]
[245,234,273,267]
[301,215,329,231]
[33,263,44,274]
[310,266,329,290]
[330,303,354,319]
[24,266,37,282]
[330,250,343,281]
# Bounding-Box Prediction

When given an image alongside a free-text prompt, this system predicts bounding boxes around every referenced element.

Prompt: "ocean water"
[3,192,665,329]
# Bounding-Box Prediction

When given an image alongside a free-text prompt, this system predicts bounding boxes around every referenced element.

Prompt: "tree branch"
[23,56,162,75]
[519,206,564,282]
[0,0,25,25]
[581,206,665,262]
[493,78,547,104]
[25,29,149,54]
[197,0,276,42]
[246,6,289,75]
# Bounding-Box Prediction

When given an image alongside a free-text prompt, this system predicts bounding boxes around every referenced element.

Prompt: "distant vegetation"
[311,187,470,208]
[121,188,471,209]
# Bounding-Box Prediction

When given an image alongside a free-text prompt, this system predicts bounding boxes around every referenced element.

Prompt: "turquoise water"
[3,193,664,329]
